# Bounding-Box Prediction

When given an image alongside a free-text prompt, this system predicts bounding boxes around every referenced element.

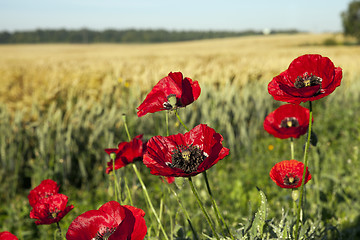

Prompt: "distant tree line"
[0,28,300,44]
[342,0,360,43]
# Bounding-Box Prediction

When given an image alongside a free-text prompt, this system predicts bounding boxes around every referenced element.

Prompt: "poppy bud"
[292,189,299,202]
[110,152,117,161]
[167,94,177,108]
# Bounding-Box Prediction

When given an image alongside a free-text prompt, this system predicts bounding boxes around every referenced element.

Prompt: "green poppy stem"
[122,114,169,240]
[290,137,295,160]
[111,158,119,203]
[157,198,164,238]
[166,111,170,136]
[122,114,132,142]
[294,101,313,240]
[55,222,65,240]
[109,151,121,203]
[132,164,169,240]
[203,172,234,240]
[124,175,133,206]
[174,108,223,239]
[165,111,199,239]
[175,110,189,131]
[291,188,299,216]
[165,182,199,240]
[188,177,219,240]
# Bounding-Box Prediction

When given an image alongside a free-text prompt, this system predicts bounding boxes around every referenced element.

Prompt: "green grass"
[0,71,359,239]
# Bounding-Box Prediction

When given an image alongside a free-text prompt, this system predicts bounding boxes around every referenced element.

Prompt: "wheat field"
[1,33,358,114]
[1,33,360,239]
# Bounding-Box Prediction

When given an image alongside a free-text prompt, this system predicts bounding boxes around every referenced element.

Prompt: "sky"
[0,0,353,33]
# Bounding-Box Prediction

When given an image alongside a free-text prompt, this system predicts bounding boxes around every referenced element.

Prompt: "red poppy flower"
[137,72,201,117]
[29,193,74,225]
[104,135,145,174]
[0,231,18,240]
[269,160,312,189]
[143,124,229,177]
[268,54,342,104]
[66,201,147,240]
[28,179,60,208]
[264,104,312,139]
[115,205,147,240]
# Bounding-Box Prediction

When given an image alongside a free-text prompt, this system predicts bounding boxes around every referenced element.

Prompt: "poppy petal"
[137,72,201,117]
[268,54,342,103]
[270,160,312,189]
[144,124,229,177]
[264,104,311,139]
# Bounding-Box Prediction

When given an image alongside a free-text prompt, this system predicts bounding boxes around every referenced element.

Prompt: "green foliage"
[251,188,267,238]
[232,187,268,240]
[342,0,360,43]
[232,191,343,240]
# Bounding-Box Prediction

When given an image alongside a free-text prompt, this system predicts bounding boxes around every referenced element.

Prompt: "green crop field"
[0,33,359,239]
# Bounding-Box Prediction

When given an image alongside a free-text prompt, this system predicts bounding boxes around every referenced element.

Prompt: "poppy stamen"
[170,145,206,173]
[50,211,58,219]
[283,173,300,186]
[93,227,116,240]
[280,117,299,128]
[294,73,322,89]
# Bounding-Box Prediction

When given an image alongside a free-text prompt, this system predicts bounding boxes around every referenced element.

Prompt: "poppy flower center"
[169,145,206,173]
[163,94,180,110]
[50,211,58,219]
[92,227,116,240]
[280,117,299,128]
[48,207,62,219]
[283,173,300,186]
[294,73,322,89]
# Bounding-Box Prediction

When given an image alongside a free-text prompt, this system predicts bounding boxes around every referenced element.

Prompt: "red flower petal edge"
[0,231,19,240]
[165,177,175,184]
[28,179,60,208]
[143,124,229,177]
[269,160,312,189]
[137,72,201,117]
[264,104,312,139]
[112,205,147,240]
[104,135,145,174]
[29,193,74,225]
[66,201,147,240]
[268,54,342,104]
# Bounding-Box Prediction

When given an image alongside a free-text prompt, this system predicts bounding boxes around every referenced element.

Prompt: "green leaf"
[251,187,268,238]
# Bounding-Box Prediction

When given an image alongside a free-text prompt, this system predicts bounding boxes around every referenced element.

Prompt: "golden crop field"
[1,33,360,239]
[0,33,358,115]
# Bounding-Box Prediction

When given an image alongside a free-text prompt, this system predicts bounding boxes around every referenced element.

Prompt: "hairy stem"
[188,177,219,240]
[56,222,65,240]
[166,111,170,136]
[175,110,190,131]
[123,114,169,239]
[166,182,199,240]
[203,172,234,239]
[112,158,119,203]
[133,164,169,240]
[294,101,313,240]
[290,137,295,160]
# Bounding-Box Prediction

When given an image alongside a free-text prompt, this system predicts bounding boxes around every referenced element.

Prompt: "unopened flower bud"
[167,94,177,108]
[110,152,117,160]
[292,189,299,202]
